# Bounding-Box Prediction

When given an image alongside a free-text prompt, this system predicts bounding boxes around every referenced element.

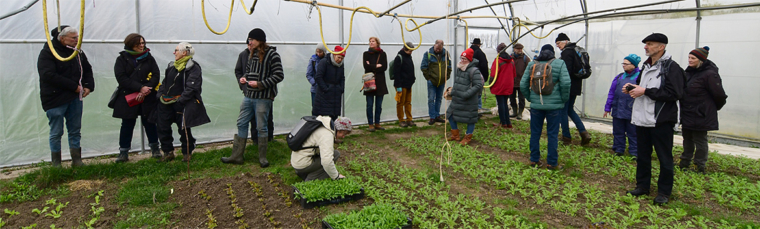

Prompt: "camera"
[626,85,636,92]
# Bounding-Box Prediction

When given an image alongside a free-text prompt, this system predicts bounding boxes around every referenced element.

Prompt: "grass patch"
[113,203,177,228]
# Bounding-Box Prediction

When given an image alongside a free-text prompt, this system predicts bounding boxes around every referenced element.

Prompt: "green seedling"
[205,209,217,229]
[0,218,5,228]
[44,202,69,219]
[3,209,19,217]
[32,206,49,215]
[293,177,362,203]
[45,198,56,206]
[21,223,37,229]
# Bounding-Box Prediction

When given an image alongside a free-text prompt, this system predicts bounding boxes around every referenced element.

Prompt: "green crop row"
[293,177,362,203]
[323,203,408,229]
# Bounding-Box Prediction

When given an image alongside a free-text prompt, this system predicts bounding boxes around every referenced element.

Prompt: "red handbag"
[125,92,144,107]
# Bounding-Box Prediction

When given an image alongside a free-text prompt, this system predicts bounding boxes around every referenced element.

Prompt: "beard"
[457,61,468,71]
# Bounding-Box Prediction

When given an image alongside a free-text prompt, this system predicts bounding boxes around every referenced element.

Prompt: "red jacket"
[489,55,515,95]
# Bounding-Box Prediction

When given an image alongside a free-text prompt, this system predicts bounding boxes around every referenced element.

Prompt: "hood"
[644,51,673,66]
[535,49,556,61]
[498,52,512,61]
[310,54,324,61]
[397,49,412,57]
[466,58,480,69]
[316,116,335,134]
[44,26,71,51]
[327,54,344,67]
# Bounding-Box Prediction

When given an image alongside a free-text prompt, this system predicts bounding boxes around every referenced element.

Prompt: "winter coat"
[559,42,584,96]
[153,59,210,128]
[446,59,484,124]
[112,51,161,119]
[470,45,490,79]
[37,34,95,111]
[604,68,640,120]
[680,59,727,131]
[392,49,416,88]
[512,53,530,85]
[489,52,515,96]
[312,54,345,117]
[362,48,389,95]
[234,47,284,100]
[306,54,324,93]
[520,52,571,111]
[420,46,452,87]
[291,116,339,179]
[631,52,685,127]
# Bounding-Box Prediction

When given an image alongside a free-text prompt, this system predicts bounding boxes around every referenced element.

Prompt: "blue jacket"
[605,68,640,120]
[306,54,324,93]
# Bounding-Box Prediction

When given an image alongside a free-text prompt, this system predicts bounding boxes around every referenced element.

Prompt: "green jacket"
[420,47,452,87]
[520,58,571,110]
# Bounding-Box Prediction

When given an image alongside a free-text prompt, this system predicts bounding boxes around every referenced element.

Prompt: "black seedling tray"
[321,217,412,229]
[292,186,365,209]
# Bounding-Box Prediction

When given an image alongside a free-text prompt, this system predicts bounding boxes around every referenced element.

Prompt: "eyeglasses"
[621,63,632,66]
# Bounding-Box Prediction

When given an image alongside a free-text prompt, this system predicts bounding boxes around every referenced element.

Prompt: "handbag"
[125,92,144,107]
[360,54,382,92]
[107,88,118,108]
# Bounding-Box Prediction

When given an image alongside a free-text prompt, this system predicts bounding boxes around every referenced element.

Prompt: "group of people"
[38,25,728,204]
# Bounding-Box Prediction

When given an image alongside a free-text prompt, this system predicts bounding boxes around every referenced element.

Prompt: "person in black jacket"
[312,46,346,123]
[556,33,591,145]
[393,42,417,127]
[362,37,389,131]
[624,33,685,205]
[112,33,161,163]
[470,38,489,111]
[153,42,211,163]
[678,46,728,174]
[37,25,94,167]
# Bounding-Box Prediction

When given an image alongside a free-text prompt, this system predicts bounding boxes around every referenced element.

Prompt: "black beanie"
[248,28,266,43]
[555,33,570,42]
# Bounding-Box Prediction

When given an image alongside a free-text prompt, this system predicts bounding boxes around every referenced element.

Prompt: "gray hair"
[435,40,444,46]
[57,27,78,40]
[315,43,327,53]
[177,42,195,56]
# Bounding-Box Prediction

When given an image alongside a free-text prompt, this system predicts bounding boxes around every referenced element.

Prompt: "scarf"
[367,47,383,54]
[125,48,150,61]
[174,56,193,72]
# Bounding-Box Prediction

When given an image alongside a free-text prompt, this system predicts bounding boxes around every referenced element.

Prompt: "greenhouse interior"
[0,0,759,228]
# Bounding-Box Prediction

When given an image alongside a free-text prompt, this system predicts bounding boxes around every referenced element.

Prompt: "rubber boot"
[460,134,474,146]
[516,108,524,120]
[447,129,461,141]
[258,137,269,168]
[374,123,385,130]
[580,131,592,146]
[510,106,518,118]
[562,137,572,145]
[222,134,246,164]
[115,148,129,163]
[150,142,162,159]
[51,152,62,167]
[161,151,175,162]
[70,148,84,167]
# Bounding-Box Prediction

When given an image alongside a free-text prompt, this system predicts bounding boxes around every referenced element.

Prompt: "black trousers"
[509,88,525,110]
[250,108,274,142]
[680,129,709,167]
[295,150,340,181]
[155,103,195,154]
[635,123,675,196]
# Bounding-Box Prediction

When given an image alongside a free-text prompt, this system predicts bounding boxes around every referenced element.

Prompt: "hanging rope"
[201,0,234,35]
[41,0,85,62]
[439,1,453,183]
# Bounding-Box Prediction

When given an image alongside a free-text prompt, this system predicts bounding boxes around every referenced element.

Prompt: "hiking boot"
[653,194,669,205]
[368,124,376,132]
[221,134,246,164]
[516,108,524,120]
[447,129,461,141]
[51,151,62,167]
[428,119,436,125]
[459,134,473,146]
[258,137,269,168]
[374,124,385,130]
[399,121,408,128]
[529,161,543,168]
[70,148,84,167]
[678,160,691,171]
[626,188,650,197]
[580,131,592,146]
[501,124,513,129]
[407,121,417,127]
[546,164,564,171]
[161,151,175,162]
[510,107,518,118]
[434,116,446,123]
[115,148,129,163]
[150,142,162,159]
[562,137,572,145]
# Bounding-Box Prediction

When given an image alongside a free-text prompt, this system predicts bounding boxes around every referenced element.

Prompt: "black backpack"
[286,116,324,151]
[573,46,592,79]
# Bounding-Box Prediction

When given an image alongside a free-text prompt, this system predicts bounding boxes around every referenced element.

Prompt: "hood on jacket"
[327,53,344,67]
[535,50,556,61]
[499,52,512,61]
[316,116,335,134]
[466,59,480,70]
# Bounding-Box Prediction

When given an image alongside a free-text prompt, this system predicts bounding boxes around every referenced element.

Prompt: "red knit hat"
[334,46,346,56]
[461,48,474,62]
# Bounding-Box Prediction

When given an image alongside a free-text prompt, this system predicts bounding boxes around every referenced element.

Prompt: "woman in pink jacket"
[489,43,516,128]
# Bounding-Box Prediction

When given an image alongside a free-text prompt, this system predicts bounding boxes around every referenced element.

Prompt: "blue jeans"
[561,95,587,138]
[495,95,511,125]
[366,95,384,125]
[530,109,561,166]
[237,97,272,139]
[448,116,475,134]
[427,81,445,119]
[46,99,83,152]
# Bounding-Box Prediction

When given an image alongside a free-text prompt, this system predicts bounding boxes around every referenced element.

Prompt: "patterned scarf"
[174,56,193,72]
[125,48,150,61]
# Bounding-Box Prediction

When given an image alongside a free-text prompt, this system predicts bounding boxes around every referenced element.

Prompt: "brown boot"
[459,134,474,146]
[580,131,592,146]
[374,124,385,130]
[161,151,175,162]
[447,129,461,141]
[562,137,572,145]
[367,124,376,132]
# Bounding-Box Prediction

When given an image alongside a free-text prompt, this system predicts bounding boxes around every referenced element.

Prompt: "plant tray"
[292,186,365,209]
[321,217,412,229]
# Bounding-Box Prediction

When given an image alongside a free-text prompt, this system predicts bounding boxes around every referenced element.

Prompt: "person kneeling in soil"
[291,116,351,181]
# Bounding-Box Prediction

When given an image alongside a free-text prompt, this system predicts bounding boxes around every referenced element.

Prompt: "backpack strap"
[541,59,553,90]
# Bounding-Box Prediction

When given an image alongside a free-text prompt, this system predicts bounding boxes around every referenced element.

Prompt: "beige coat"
[290,116,339,179]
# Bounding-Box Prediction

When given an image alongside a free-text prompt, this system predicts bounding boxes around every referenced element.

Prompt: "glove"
[396,87,402,92]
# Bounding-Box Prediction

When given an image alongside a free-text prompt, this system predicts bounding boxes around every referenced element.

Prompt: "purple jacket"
[605,68,640,119]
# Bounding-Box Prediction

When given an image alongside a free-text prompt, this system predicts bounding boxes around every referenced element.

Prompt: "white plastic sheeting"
[1,0,759,167]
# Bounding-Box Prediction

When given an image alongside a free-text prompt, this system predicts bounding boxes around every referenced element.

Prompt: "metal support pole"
[580,0,589,118]
[695,0,702,48]
[339,0,345,117]
[135,0,146,154]
[453,0,459,77]
[508,3,516,42]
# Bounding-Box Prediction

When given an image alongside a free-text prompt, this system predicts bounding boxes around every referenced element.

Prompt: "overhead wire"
[41,0,84,62]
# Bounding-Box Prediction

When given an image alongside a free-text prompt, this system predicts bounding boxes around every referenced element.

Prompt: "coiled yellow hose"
[41,0,84,62]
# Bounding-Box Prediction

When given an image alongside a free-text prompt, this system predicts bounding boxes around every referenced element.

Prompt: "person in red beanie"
[489,43,516,129]
[312,45,346,128]
[445,48,483,145]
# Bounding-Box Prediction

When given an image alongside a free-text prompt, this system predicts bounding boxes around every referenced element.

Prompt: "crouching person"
[291,116,351,181]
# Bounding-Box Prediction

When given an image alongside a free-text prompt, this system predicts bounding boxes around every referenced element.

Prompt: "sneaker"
[546,164,563,171]
[529,161,543,168]
[399,121,408,128]
[407,121,417,127]
[626,188,650,197]
[428,119,436,125]
[653,194,669,205]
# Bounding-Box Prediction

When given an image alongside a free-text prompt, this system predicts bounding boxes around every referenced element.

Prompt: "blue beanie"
[541,44,554,52]
[624,54,641,67]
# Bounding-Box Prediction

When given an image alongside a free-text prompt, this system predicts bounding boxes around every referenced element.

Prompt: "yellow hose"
[42,0,84,62]
[201,0,235,35]
[484,17,555,88]
[399,18,422,51]
[239,0,258,15]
